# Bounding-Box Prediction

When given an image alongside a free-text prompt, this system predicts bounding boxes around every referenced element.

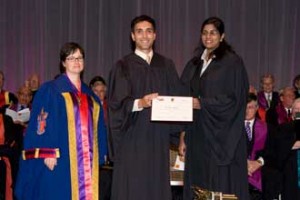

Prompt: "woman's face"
[201,24,224,52]
[62,49,84,76]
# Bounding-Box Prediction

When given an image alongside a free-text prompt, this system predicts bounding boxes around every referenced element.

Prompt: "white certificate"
[151,96,193,122]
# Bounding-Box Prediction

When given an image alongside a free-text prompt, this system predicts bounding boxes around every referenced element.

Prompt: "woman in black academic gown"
[179,17,250,200]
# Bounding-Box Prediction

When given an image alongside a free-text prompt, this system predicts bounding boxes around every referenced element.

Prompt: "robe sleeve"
[107,60,135,160]
[15,82,58,199]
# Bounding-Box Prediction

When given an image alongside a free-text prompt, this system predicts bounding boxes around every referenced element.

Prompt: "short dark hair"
[59,42,85,73]
[247,93,258,104]
[130,15,156,33]
[89,76,106,88]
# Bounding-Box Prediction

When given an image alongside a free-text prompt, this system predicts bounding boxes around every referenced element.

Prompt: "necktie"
[287,109,292,121]
[20,105,25,111]
[245,121,252,141]
[267,93,271,108]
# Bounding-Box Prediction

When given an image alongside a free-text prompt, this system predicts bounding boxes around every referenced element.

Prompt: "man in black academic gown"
[108,15,182,200]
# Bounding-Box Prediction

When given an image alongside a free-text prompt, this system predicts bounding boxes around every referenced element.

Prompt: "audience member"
[275,98,300,199]
[266,87,296,127]
[89,76,107,123]
[257,74,279,120]
[27,73,40,101]
[245,93,275,200]
[89,75,112,200]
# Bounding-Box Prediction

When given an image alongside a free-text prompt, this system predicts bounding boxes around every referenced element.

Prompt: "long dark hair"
[193,17,234,65]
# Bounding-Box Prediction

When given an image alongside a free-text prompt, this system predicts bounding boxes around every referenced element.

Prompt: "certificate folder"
[151,96,193,122]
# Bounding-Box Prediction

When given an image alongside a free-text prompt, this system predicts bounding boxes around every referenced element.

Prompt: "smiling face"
[201,24,224,53]
[62,49,84,76]
[131,21,156,54]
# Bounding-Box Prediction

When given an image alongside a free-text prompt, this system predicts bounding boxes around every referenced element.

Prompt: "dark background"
[1,0,299,92]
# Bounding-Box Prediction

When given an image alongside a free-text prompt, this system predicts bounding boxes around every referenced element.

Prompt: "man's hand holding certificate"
[151,96,193,122]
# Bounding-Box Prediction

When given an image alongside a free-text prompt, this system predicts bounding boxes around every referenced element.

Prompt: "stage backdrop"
[0,0,300,93]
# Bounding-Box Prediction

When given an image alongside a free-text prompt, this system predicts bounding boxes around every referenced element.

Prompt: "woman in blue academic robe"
[15,42,107,200]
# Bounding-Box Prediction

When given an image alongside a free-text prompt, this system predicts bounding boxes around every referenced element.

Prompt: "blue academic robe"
[15,74,107,200]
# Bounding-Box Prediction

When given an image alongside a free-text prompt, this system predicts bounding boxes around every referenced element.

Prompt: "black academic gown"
[108,53,182,200]
[181,51,249,200]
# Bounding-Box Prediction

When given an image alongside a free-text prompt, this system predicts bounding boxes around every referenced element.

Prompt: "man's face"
[29,75,40,90]
[17,87,32,105]
[262,77,274,93]
[281,89,296,108]
[131,21,156,54]
[245,100,258,121]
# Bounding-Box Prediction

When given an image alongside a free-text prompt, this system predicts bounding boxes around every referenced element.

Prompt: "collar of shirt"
[135,49,153,64]
[200,49,215,76]
[285,107,291,114]
[245,118,255,134]
[264,92,272,100]
[18,104,27,111]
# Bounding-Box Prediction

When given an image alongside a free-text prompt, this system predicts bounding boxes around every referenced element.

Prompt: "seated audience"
[275,98,300,199]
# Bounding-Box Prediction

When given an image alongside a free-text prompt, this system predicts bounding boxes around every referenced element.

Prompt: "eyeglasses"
[66,57,84,62]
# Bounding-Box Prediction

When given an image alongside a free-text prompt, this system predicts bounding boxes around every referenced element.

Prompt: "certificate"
[151,96,193,122]
[6,108,31,122]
